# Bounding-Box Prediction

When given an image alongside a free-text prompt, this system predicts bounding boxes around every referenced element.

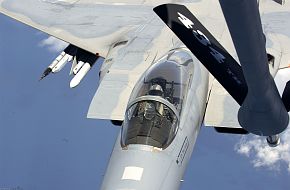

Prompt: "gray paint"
[2,0,152,39]
[3,0,287,189]
[101,48,209,189]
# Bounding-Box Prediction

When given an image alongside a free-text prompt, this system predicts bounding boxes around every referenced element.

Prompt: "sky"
[0,13,289,190]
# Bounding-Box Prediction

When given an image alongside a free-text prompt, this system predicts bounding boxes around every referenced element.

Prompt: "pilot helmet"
[148,84,164,97]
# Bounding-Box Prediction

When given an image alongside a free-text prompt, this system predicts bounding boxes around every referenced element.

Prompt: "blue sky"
[0,14,289,190]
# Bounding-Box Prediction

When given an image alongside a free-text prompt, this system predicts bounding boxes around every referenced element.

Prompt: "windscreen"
[130,60,191,114]
[121,100,178,149]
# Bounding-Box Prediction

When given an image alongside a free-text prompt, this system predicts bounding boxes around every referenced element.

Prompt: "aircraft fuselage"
[101,48,209,190]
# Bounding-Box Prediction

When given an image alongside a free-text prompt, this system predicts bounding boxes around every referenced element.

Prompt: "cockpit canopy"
[122,49,194,149]
[122,100,178,149]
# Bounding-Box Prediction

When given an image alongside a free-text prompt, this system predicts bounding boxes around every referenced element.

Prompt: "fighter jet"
[1,0,290,189]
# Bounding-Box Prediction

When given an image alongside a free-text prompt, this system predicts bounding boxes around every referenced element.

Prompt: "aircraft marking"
[177,12,226,64]
[176,137,189,166]
[121,166,144,181]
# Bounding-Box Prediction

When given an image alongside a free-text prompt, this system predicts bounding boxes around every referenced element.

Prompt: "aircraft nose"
[100,145,179,190]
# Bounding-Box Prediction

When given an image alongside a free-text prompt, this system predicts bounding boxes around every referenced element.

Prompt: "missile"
[39,68,52,81]
[39,44,78,80]
[52,54,72,73]
[40,43,98,86]
[73,61,85,75]
[70,62,91,88]
[39,51,66,80]
[70,52,99,88]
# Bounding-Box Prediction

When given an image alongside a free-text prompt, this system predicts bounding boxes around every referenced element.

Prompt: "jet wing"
[260,0,290,70]
[0,0,159,56]
[87,21,181,120]
[3,0,290,123]
[0,0,186,121]
[204,79,241,129]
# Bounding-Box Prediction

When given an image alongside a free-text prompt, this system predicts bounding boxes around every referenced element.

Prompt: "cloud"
[235,127,290,172]
[39,36,68,53]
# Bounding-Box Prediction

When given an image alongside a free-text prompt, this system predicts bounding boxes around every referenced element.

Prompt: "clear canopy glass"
[122,49,194,149]
[122,100,178,148]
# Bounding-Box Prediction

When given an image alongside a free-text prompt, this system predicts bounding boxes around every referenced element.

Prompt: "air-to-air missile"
[70,52,99,88]
[39,44,78,80]
[40,44,99,88]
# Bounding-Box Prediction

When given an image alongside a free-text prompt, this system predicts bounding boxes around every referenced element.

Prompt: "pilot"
[144,102,155,120]
[143,84,165,120]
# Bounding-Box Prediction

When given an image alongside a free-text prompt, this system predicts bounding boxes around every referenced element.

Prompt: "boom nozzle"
[266,135,280,147]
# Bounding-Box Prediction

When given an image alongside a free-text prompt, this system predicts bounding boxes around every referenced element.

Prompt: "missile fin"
[69,56,77,75]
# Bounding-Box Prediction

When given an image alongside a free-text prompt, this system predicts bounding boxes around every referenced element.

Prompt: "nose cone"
[101,145,178,190]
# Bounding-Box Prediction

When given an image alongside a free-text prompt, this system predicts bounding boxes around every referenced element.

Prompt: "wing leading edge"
[0,0,155,56]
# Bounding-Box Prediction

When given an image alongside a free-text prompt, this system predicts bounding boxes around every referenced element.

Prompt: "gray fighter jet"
[1,0,290,189]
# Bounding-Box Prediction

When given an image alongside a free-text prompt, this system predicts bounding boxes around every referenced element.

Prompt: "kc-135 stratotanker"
[1,0,290,189]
